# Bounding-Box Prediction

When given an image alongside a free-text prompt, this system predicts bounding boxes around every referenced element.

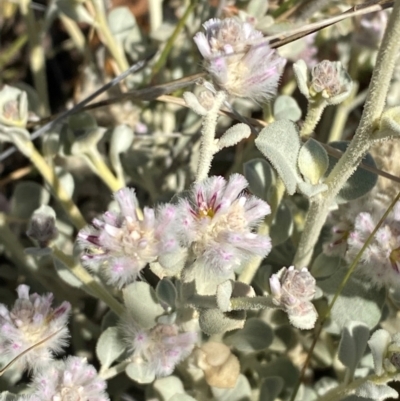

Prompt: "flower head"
[176,174,271,276]
[0,285,70,371]
[346,202,400,289]
[269,266,317,330]
[368,329,400,377]
[78,188,180,288]
[122,318,197,378]
[23,356,109,401]
[194,18,286,101]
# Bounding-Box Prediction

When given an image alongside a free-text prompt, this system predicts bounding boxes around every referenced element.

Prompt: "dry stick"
[2,0,392,163]
[0,56,152,162]
[293,0,400,268]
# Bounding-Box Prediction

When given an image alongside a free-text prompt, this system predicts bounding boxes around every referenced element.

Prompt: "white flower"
[346,202,400,289]
[194,18,286,101]
[269,266,317,330]
[20,356,109,401]
[0,285,70,371]
[78,187,180,288]
[122,317,197,378]
[176,174,271,276]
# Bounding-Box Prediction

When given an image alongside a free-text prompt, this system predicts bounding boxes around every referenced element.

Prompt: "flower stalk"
[294,0,400,267]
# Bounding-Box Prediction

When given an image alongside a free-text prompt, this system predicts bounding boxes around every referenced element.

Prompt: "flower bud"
[26,205,58,248]
[0,85,28,127]
[269,266,317,330]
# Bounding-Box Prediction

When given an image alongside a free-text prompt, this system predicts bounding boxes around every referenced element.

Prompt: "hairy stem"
[196,91,226,182]
[294,0,400,267]
[300,101,326,137]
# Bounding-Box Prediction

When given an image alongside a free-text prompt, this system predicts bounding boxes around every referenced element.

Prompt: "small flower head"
[177,174,271,276]
[270,266,317,330]
[346,202,400,289]
[368,329,400,376]
[122,317,197,377]
[0,85,28,127]
[78,188,180,288]
[293,59,352,105]
[25,356,109,401]
[0,285,70,371]
[26,205,58,248]
[194,18,286,101]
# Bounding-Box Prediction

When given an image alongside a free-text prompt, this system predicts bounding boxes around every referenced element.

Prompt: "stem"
[290,190,400,401]
[87,149,123,192]
[19,0,50,116]
[100,358,131,380]
[27,143,87,230]
[151,0,197,78]
[52,246,124,317]
[60,14,86,53]
[294,1,400,267]
[91,0,129,73]
[316,372,398,401]
[300,101,326,137]
[196,91,226,182]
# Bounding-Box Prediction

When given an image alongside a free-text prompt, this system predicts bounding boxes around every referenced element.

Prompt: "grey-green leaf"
[96,326,126,370]
[318,266,385,334]
[243,158,276,202]
[225,318,273,353]
[325,141,377,203]
[125,362,155,384]
[274,95,302,122]
[338,321,370,376]
[123,282,164,329]
[259,376,284,401]
[298,138,329,185]
[270,200,293,247]
[255,120,302,195]
[156,278,177,308]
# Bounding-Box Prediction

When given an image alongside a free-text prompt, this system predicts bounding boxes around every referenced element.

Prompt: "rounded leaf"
[199,309,246,335]
[259,376,284,401]
[243,158,276,202]
[126,362,155,384]
[156,278,177,308]
[255,120,302,195]
[325,141,377,203]
[274,95,302,122]
[298,138,329,185]
[225,318,273,352]
[123,282,164,329]
[96,326,126,369]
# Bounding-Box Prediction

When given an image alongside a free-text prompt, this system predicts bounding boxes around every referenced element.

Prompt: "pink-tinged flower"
[177,174,271,276]
[270,266,317,330]
[194,18,286,101]
[23,356,109,401]
[122,318,197,378]
[346,202,400,289]
[78,187,180,288]
[0,285,70,371]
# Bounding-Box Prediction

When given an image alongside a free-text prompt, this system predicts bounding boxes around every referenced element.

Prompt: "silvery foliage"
[1,1,400,401]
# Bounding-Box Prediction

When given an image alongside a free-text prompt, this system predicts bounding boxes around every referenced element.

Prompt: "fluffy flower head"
[122,318,197,378]
[177,174,271,276]
[270,266,317,330]
[25,356,109,401]
[78,188,179,288]
[194,18,286,101]
[346,202,400,289]
[0,285,70,371]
